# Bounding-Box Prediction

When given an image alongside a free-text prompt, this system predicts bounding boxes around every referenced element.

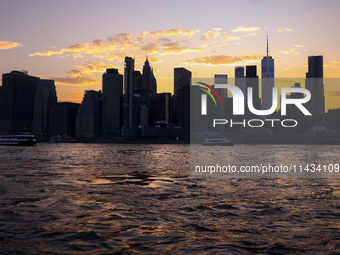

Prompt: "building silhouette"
[246,65,260,114]
[1,70,39,134]
[305,55,325,131]
[124,57,134,128]
[76,90,102,139]
[176,86,190,131]
[261,36,275,110]
[235,66,245,94]
[142,56,157,97]
[286,83,305,133]
[102,68,123,137]
[174,67,191,131]
[326,108,340,134]
[33,79,57,137]
[174,67,191,97]
[49,102,79,138]
[0,86,2,123]
[150,93,172,125]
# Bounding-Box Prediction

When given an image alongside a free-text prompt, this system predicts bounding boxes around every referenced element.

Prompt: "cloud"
[52,75,100,87]
[150,29,200,38]
[244,33,260,37]
[181,54,263,66]
[294,44,307,48]
[0,41,23,50]
[67,61,119,77]
[200,31,221,41]
[231,26,261,33]
[332,61,340,64]
[30,50,63,56]
[30,29,203,59]
[279,48,299,55]
[325,91,340,98]
[220,35,241,41]
[277,28,293,32]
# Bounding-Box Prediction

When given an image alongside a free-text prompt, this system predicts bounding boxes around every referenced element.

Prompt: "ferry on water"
[0,134,37,146]
[202,137,233,146]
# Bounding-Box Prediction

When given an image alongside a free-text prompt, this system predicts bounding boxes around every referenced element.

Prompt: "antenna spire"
[266,35,269,57]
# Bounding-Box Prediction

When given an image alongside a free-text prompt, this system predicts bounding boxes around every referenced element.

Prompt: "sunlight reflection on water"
[0,143,339,254]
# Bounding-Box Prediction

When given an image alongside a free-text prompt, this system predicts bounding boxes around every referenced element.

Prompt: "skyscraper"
[305,55,325,129]
[214,74,228,98]
[174,67,191,131]
[0,86,2,123]
[49,102,79,138]
[76,90,102,139]
[102,68,123,137]
[246,65,260,112]
[174,67,191,97]
[142,56,157,97]
[33,79,57,137]
[1,70,39,133]
[124,57,134,128]
[235,66,245,94]
[151,93,172,125]
[261,35,275,110]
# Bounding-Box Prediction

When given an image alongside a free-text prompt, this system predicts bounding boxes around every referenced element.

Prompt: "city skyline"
[0,0,340,107]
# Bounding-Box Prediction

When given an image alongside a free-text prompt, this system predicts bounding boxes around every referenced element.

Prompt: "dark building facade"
[0,86,2,123]
[102,68,123,137]
[176,86,190,130]
[326,108,340,134]
[174,67,191,97]
[245,65,260,113]
[49,102,79,138]
[124,57,135,128]
[305,55,325,130]
[76,90,102,139]
[151,93,172,125]
[235,66,245,94]
[142,57,157,97]
[33,79,57,137]
[1,70,39,134]
[286,83,306,134]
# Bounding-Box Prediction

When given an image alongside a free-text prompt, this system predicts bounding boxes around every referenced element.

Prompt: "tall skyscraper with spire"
[261,35,275,110]
[142,56,157,97]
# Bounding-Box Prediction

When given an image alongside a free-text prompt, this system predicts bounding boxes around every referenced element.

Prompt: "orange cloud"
[279,48,299,55]
[181,54,263,66]
[30,50,63,56]
[52,75,100,87]
[70,61,119,77]
[231,26,261,33]
[150,29,200,38]
[0,41,23,50]
[325,91,340,97]
[277,27,293,32]
[244,33,260,37]
[221,35,241,41]
[200,31,221,41]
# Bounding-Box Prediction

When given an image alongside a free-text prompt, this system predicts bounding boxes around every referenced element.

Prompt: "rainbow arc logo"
[196,82,223,107]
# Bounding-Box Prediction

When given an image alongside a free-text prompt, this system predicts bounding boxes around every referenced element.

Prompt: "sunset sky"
[0,0,339,110]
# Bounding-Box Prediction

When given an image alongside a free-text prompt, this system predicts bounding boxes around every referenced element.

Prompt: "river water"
[0,144,339,254]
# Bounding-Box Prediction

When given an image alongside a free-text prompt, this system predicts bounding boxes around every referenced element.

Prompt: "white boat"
[202,137,233,146]
[0,134,37,146]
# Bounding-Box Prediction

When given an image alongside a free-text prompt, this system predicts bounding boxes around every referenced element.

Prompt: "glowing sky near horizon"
[0,0,339,110]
